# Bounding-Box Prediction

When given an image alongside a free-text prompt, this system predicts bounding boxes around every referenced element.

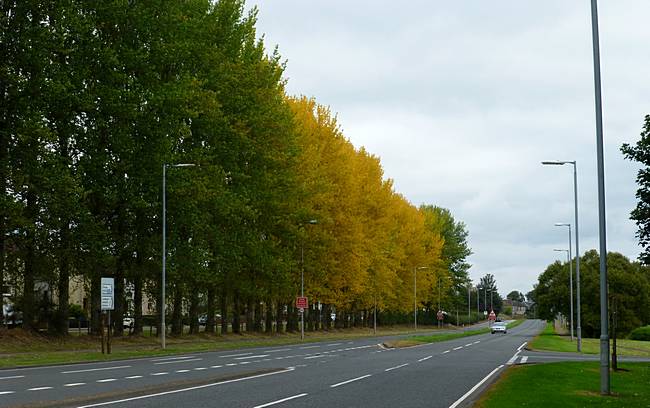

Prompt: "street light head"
[541,161,566,166]
[555,223,570,227]
[553,249,567,252]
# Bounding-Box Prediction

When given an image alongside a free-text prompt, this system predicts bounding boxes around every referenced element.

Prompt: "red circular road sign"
[436,311,444,320]
[488,311,496,321]
[296,296,308,309]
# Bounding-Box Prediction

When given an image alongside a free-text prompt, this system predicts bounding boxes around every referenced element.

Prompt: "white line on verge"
[385,363,409,372]
[154,358,202,365]
[448,365,504,408]
[74,368,295,408]
[0,375,24,380]
[418,356,432,362]
[62,366,131,374]
[330,374,371,388]
[253,393,308,408]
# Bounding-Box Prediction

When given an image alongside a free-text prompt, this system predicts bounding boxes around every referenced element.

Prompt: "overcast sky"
[247,1,650,297]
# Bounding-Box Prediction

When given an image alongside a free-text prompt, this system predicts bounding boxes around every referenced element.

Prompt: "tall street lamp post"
[542,160,582,351]
[554,246,574,341]
[556,223,575,341]
[414,266,428,331]
[162,163,195,350]
[300,219,318,341]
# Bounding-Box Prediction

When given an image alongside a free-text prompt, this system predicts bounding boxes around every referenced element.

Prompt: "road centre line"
[235,355,269,360]
[385,364,409,372]
[449,365,504,408]
[220,353,252,358]
[0,375,24,380]
[28,386,53,391]
[418,356,432,362]
[154,358,202,365]
[253,393,308,408]
[330,374,372,388]
[62,366,131,374]
[74,368,295,408]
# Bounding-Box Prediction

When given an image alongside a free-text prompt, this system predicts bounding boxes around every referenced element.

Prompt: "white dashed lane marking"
[0,391,15,395]
[264,348,291,353]
[96,379,117,383]
[28,387,53,391]
[385,364,409,372]
[125,376,142,379]
[235,355,268,360]
[220,353,252,358]
[62,366,131,374]
[330,374,372,388]
[253,393,308,408]
[418,356,432,362]
[64,383,86,387]
[453,346,463,351]
[154,358,202,365]
[0,376,24,380]
[176,370,190,373]
[151,372,168,376]
[442,350,451,354]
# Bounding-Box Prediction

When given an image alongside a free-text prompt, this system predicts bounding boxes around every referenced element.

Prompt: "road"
[1,320,547,408]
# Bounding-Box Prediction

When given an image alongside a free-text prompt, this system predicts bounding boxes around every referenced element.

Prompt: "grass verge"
[475,361,650,408]
[385,319,524,348]
[529,322,650,357]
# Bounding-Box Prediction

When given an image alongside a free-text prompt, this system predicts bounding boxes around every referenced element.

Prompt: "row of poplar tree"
[0,0,473,336]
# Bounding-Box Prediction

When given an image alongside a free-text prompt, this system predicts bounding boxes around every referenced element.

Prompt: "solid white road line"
[154,358,202,365]
[299,345,320,349]
[28,386,53,391]
[96,379,117,383]
[253,393,308,408]
[264,348,291,353]
[385,364,409,372]
[64,383,86,387]
[330,374,372,388]
[517,342,527,351]
[0,391,15,395]
[326,343,342,346]
[506,351,521,365]
[62,366,131,374]
[235,355,269,360]
[448,365,504,408]
[220,353,252,358]
[418,356,432,362]
[75,368,295,408]
[0,375,24,380]
[304,355,325,360]
[520,356,528,364]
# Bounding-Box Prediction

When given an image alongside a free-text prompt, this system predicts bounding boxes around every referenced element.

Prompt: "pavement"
[0,320,557,408]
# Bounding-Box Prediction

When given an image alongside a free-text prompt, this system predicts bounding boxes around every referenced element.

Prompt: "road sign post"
[101,278,114,354]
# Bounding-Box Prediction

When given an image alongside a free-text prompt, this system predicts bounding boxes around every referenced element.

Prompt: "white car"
[491,322,507,334]
[123,317,134,329]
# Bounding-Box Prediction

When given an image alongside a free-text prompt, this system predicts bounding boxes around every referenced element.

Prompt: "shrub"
[629,325,650,341]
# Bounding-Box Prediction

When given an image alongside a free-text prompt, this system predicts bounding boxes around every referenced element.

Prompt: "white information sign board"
[101,277,114,311]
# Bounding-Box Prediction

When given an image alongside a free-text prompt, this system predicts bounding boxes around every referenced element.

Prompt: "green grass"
[476,362,650,408]
[386,319,525,348]
[529,322,650,357]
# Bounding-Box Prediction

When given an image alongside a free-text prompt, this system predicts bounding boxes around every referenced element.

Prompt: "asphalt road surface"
[1,320,548,408]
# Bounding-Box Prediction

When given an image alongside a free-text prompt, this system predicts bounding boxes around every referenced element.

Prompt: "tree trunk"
[206,287,216,335]
[132,274,143,335]
[275,301,284,334]
[246,298,253,333]
[21,189,37,331]
[232,292,241,334]
[189,288,199,335]
[90,275,102,335]
[220,290,228,335]
[171,284,183,335]
[323,304,332,331]
[265,301,274,334]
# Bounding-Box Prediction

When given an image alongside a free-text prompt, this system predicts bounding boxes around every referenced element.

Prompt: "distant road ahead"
[0,320,546,408]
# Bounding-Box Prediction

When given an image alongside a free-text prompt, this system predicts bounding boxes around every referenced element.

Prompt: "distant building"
[502,299,527,316]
